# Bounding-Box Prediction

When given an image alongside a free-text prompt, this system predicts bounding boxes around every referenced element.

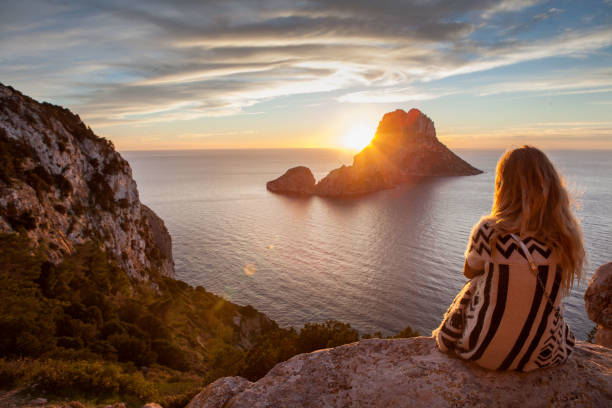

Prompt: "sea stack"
[266,166,316,195]
[267,108,482,197]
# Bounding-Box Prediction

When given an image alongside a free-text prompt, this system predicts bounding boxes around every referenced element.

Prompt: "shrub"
[3,204,37,230]
[34,359,156,400]
[54,174,73,196]
[393,325,420,338]
[103,156,124,175]
[240,327,298,381]
[297,320,359,354]
[152,340,190,371]
[107,333,156,367]
[87,173,114,212]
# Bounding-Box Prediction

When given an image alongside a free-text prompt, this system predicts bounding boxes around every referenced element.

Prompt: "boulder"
[266,166,316,195]
[186,337,612,408]
[585,262,612,347]
[186,377,252,408]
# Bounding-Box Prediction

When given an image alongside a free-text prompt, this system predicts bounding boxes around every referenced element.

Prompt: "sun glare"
[341,123,375,151]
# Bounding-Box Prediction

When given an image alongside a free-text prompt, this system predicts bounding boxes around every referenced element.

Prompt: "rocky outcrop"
[187,337,612,408]
[316,109,481,196]
[0,83,174,279]
[266,166,316,195]
[268,109,482,197]
[585,262,612,348]
[141,204,174,277]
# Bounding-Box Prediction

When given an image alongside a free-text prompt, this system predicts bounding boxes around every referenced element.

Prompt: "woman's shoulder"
[466,216,495,258]
[469,216,496,237]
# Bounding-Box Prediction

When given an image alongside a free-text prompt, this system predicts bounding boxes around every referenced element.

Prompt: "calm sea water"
[122,149,611,340]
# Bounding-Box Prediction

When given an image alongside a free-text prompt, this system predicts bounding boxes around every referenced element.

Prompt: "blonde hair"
[488,145,584,295]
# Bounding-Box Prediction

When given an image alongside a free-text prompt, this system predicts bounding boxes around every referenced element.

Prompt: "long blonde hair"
[488,146,584,295]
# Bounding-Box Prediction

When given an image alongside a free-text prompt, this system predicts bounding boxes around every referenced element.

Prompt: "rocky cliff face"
[267,109,482,197]
[187,337,611,408]
[0,83,173,279]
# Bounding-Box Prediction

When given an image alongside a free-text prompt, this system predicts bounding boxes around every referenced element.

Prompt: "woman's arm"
[463,259,484,279]
[463,218,491,279]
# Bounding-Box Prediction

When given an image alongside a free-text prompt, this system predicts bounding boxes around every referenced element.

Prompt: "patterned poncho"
[434,219,575,372]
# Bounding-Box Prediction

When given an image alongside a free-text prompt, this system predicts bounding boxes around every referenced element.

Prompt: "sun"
[341,123,375,151]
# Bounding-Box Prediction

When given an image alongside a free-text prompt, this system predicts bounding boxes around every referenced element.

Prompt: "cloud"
[482,0,541,18]
[441,122,612,149]
[338,87,453,104]
[481,0,541,18]
[534,7,564,20]
[475,68,612,96]
[0,0,610,129]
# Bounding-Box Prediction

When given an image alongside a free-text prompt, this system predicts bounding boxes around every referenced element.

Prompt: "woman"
[433,146,585,372]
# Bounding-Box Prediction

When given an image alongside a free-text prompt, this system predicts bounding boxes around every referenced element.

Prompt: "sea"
[122,149,612,340]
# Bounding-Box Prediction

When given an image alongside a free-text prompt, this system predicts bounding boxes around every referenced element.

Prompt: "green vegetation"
[0,232,419,406]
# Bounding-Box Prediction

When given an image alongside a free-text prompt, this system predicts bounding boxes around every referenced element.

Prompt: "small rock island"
[267,108,482,197]
[266,166,316,195]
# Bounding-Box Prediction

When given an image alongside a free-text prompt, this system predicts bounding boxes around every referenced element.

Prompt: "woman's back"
[434,146,583,371]
[444,219,575,371]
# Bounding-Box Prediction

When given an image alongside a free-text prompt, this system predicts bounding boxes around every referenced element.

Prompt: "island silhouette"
[267,108,482,197]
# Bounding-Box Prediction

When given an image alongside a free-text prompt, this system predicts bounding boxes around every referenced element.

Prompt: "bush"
[34,359,155,400]
[240,327,298,381]
[3,204,37,230]
[0,128,39,185]
[87,173,114,212]
[297,320,359,354]
[107,334,156,367]
[393,325,420,338]
[54,174,73,196]
[152,340,190,371]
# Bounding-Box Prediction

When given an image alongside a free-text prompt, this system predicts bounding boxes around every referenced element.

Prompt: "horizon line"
[118,146,612,153]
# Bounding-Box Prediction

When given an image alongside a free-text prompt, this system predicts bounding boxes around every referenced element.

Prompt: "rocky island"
[267,109,482,197]
[266,166,315,195]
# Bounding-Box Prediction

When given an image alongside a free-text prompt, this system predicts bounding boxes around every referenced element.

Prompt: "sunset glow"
[0,1,610,150]
[341,123,376,151]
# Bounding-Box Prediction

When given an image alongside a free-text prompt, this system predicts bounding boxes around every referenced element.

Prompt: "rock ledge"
[187,337,611,408]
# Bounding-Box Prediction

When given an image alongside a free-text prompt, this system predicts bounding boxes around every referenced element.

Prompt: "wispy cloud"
[476,68,612,96]
[481,0,541,18]
[534,7,564,20]
[0,0,610,140]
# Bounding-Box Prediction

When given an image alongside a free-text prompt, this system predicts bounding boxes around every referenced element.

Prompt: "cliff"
[188,337,611,408]
[267,109,482,197]
[0,83,173,279]
[0,84,282,406]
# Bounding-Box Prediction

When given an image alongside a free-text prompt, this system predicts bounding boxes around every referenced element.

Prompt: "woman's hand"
[463,259,484,279]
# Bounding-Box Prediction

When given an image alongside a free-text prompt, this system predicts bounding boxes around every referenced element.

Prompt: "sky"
[1,0,611,151]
